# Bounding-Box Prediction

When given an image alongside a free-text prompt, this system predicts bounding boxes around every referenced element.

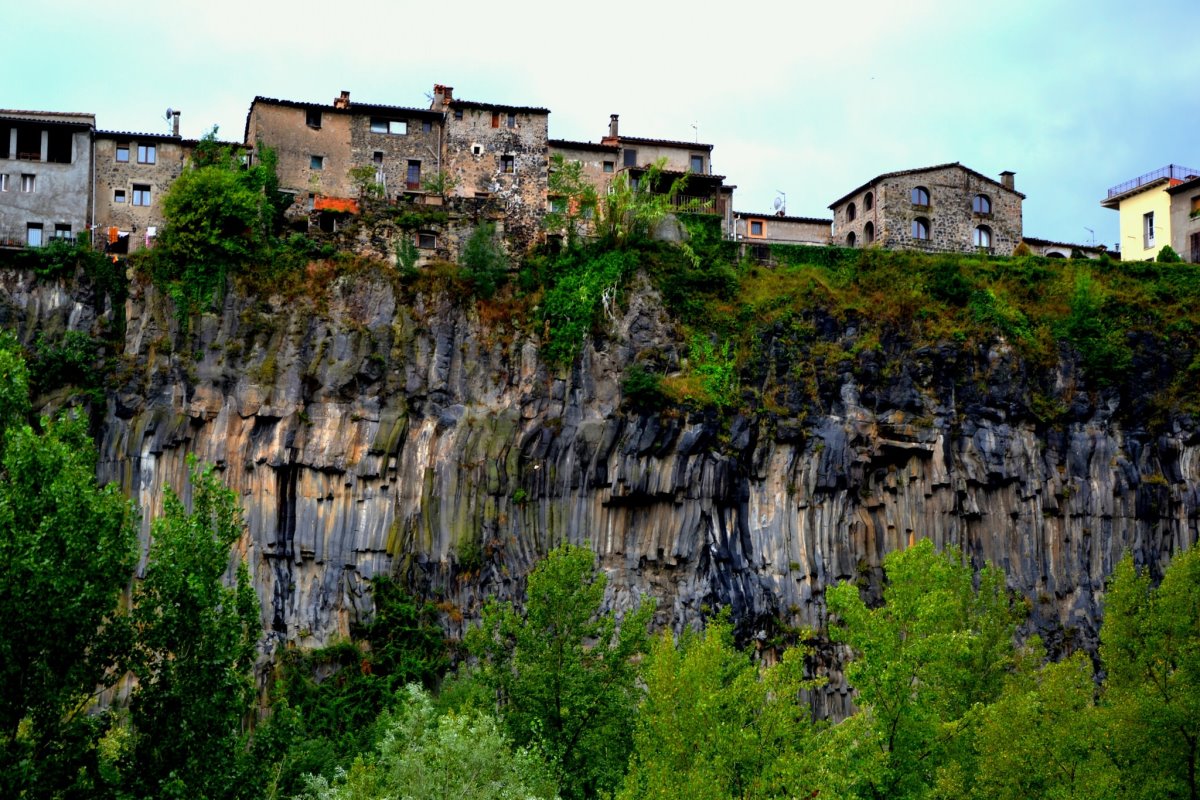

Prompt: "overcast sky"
[9,0,1198,251]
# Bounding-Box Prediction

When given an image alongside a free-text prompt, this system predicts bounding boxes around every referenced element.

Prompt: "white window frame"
[20,174,35,192]
[0,174,7,192]
[26,223,43,247]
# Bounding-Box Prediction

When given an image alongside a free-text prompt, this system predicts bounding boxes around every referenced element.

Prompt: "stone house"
[1100,164,1200,261]
[829,162,1023,255]
[0,110,95,247]
[94,113,198,253]
[733,212,832,259]
[1165,174,1200,262]
[431,85,549,253]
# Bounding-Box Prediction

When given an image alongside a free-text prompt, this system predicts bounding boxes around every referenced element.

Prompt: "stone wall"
[347,109,443,200]
[247,102,353,203]
[0,120,92,245]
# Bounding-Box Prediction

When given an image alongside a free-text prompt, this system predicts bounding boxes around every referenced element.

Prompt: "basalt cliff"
[3,258,1197,715]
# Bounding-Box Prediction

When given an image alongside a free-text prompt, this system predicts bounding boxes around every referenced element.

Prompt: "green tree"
[1157,244,1184,263]
[297,684,556,800]
[824,539,1023,799]
[469,543,654,800]
[0,333,137,798]
[618,615,819,800]
[460,222,509,299]
[546,153,599,248]
[123,457,260,799]
[596,158,691,247]
[1100,549,1200,800]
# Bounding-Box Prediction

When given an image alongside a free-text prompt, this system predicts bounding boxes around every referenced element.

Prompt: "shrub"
[461,223,508,299]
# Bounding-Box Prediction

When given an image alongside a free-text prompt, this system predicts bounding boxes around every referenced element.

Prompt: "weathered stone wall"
[442,105,549,252]
[833,166,1023,255]
[94,135,190,249]
[0,121,91,244]
[347,111,443,200]
[619,139,711,174]
[247,102,353,202]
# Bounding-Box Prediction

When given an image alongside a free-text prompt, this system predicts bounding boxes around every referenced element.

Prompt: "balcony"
[1106,164,1200,199]
[669,194,723,215]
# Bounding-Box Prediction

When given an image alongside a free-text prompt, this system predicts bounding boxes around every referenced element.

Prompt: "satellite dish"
[164,107,174,120]
[773,196,783,211]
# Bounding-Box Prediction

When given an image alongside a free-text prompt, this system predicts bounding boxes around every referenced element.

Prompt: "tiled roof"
[829,161,1025,208]
[619,135,713,151]
[736,211,832,225]
[548,139,619,153]
[448,99,550,115]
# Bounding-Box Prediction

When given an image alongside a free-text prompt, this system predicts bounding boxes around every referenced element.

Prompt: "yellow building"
[1101,164,1200,260]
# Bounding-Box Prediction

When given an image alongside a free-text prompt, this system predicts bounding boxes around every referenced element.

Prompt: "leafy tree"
[546,153,599,248]
[123,457,260,799]
[597,158,691,247]
[347,165,384,199]
[460,222,509,299]
[298,684,556,800]
[618,615,819,800]
[824,539,1023,799]
[1157,244,1184,263]
[0,333,136,798]
[469,543,654,800]
[1100,549,1200,800]
[971,651,1117,800]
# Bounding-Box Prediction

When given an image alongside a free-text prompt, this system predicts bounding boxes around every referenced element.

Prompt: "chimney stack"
[334,91,351,109]
[171,110,180,137]
[433,84,454,108]
[602,114,620,146]
[1000,170,1015,191]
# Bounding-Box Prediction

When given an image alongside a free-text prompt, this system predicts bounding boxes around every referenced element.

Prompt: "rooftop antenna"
[1084,226,1095,246]
[691,122,699,142]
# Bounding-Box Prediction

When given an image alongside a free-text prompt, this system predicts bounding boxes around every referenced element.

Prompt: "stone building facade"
[432,85,549,253]
[829,162,1024,256]
[94,128,193,252]
[734,212,831,248]
[0,110,94,247]
[1166,175,1200,263]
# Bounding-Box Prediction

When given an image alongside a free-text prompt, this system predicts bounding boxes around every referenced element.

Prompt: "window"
[54,224,71,239]
[20,174,34,192]
[26,223,43,247]
[846,201,857,222]
[115,144,129,163]
[690,154,704,173]
[133,184,152,206]
[0,174,7,192]
[623,148,638,168]
[973,194,991,214]
[422,120,433,134]
[506,113,516,128]
[549,197,567,213]
[113,188,126,203]
[846,231,857,246]
[453,109,463,120]
[603,160,614,173]
[865,221,875,244]
[911,186,929,206]
[864,191,874,211]
[370,119,407,135]
[500,155,515,174]
[306,109,322,128]
[373,151,383,165]
[417,232,436,249]
[1191,195,1200,215]
[974,225,992,249]
[749,219,765,237]
[912,217,930,240]
[406,160,421,190]
[491,112,500,128]
[471,143,483,156]
[1144,211,1155,248]
[137,144,156,164]
[310,155,324,170]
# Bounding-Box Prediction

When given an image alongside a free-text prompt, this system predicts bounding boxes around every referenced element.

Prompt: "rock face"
[5,264,1198,715]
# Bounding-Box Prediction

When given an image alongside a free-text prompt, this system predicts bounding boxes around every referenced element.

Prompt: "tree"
[597,158,692,247]
[1100,549,1200,800]
[460,222,509,299]
[0,333,137,798]
[297,685,556,800]
[824,539,1024,799]
[545,153,599,248]
[123,457,260,799]
[618,615,819,800]
[1157,244,1184,263]
[469,543,654,800]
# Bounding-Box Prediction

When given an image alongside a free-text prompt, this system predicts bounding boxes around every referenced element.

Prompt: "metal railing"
[1106,164,1200,199]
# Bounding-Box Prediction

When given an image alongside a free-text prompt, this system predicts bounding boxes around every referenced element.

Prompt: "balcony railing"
[669,194,721,215]
[1107,164,1200,199]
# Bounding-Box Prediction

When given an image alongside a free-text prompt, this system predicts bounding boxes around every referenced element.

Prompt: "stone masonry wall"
[348,112,443,201]
[248,103,353,203]
[94,136,190,250]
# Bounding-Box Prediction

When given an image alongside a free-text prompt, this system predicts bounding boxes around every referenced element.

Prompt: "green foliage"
[1058,269,1132,384]
[0,407,136,798]
[125,456,260,799]
[0,331,31,431]
[621,363,670,411]
[1157,244,1183,263]
[618,615,820,800]
[419,169,457,196]
[825,539,1024,799]
[546,153,599,248]
[540,249,635,365]
[1099,549,1200,800]
[297,685,556,800]
[968,287,1032,341]
[28,330,103,402]
[394,236,419,280]
[152,128,280,315]
[688,333,739,409]
[460,222,509,299]
[469,543,654,800]
[347,165,384,199]
[597,158,690,247]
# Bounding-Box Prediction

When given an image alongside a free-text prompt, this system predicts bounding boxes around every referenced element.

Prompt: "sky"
[7,0,1198,251]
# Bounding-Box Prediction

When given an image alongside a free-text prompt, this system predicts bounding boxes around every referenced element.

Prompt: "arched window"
[912,217,930,240]
[974,225,992,249]
[911,186,930,206]
[864,191,874,211]
[973,194,991,214]
[865,221,875,244]
[847,202,857,222]
[1046,251,1066,259]
[846,231,857,247]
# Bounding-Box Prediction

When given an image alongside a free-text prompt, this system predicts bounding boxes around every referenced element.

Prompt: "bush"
[1158,244,1183,263]
[461,223,508,299]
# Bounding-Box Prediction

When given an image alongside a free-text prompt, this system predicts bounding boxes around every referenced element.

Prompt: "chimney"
[1000,170,1015,191]
[334,91,351,109]
[171,110,180,137]
[602,113,619,146]
[433,84,454,108]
